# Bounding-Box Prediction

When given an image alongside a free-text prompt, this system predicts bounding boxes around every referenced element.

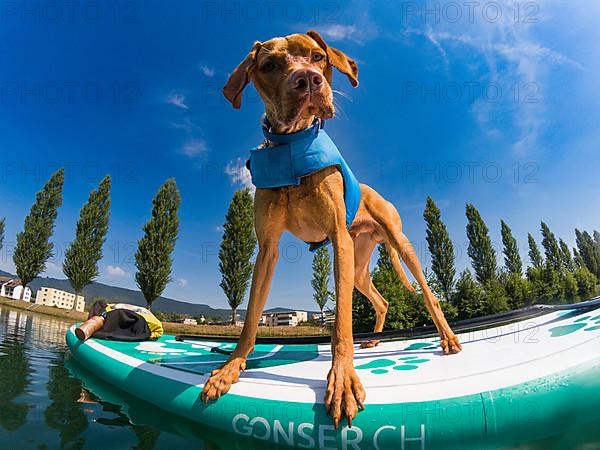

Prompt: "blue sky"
[1,1,599,311]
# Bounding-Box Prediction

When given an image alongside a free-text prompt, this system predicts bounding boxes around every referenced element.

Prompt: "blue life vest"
[248,119,361,251]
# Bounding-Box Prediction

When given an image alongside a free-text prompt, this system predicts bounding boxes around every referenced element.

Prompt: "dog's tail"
[385,243,416,293]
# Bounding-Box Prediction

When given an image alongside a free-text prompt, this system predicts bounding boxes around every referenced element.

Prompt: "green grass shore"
[0,296,330,337]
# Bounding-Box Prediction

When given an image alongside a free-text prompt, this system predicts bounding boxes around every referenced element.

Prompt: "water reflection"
[45,352,88,449]
[0,310,31,432]
[75,379,162,449]
[0,305,207,449]
[27,313,72,351]
[63,359,258,450]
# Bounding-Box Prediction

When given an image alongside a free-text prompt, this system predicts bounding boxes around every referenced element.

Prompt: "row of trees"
[4,174,597,327]
[215,189,599,328]
[5,178,271,323]
[352,197,599,331]
[2,168,181,309]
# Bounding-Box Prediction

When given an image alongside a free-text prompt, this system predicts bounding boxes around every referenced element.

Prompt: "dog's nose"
[290,69,324,92]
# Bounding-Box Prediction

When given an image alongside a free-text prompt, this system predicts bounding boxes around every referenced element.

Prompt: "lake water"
[1,304,599,450]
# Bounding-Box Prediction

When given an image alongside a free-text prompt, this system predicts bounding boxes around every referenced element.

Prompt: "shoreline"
[0,296,330,337]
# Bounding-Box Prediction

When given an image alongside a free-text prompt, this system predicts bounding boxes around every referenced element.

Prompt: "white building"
[261,310,308,327]
[312,311,336,326]
[0,276,32,301]
[35,287,85,312]
[181,318,197,325]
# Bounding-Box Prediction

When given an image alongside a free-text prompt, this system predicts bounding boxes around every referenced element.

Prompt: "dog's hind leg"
[386,243,416,293]
[354,233,389,348]
[367,194,461,354]
[385,225,461,354]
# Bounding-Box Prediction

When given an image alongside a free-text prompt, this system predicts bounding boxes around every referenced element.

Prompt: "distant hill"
[0,269,234,319]
[0,270,319,320]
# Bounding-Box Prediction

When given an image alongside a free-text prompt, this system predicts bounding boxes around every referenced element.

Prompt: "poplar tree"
[465,204,497,284]
[594,231,600,248]
[588,230,600,275]
[541,222,562,271]
[218,188,257,324]
[0,218,5,252]
[13,168,64,298]
[500,220,522,276]
[311,246,333,324]
[575,229,600,277]
[63,176,111,308]
[423,197,455,300]
[573,248,585,269]
[559,239,574,272]
[528,234,544,269]
[135,179,181,309]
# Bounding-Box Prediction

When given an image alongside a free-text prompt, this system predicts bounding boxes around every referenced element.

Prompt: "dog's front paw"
[440,334,462,354]
[200,357,246,403]
[324,360,366,428]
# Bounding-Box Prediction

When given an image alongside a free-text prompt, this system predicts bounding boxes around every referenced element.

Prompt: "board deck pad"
[66,304,600,449]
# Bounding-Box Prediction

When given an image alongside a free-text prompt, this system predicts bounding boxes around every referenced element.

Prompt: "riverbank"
[0,296,329,337]
[0,295,88,321]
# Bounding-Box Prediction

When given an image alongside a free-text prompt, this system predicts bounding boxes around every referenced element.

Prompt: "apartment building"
[35,287,85,312]
[261,310,308,327]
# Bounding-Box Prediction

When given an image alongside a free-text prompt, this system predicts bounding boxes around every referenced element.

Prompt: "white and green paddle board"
[66,301,600,449]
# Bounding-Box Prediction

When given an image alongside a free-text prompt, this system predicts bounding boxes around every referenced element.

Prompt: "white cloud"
[312,12,378,45]
[170,117,203,134]
[42,261,64,278]
[200,65,215,77]
[181,139,208,157]
[166,93,188,109]
[424,26,449,69]
[105,265,130,279]
[404,2,582,156]
[177,278,188,288]
[319,25,360,42]
[472,99,501,139]
[225,158,254,192]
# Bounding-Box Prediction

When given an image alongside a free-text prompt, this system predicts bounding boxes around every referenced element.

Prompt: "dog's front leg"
[325,227,365,428]
[201,210,283,403]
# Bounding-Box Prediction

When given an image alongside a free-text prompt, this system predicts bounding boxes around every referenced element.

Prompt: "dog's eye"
[313,53,325,62]
[261,61,276,72]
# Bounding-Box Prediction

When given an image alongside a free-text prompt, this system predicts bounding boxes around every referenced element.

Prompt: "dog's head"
[223,31,358,133]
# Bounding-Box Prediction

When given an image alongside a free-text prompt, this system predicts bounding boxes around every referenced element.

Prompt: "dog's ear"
[223,41,262,109]
[306,30,358,87]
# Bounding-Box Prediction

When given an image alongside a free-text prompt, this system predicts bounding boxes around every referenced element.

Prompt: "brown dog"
[201,31,461,428]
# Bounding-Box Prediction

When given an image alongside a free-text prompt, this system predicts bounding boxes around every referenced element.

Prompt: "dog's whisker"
[332,99,348,120]
[332,89,353,102]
